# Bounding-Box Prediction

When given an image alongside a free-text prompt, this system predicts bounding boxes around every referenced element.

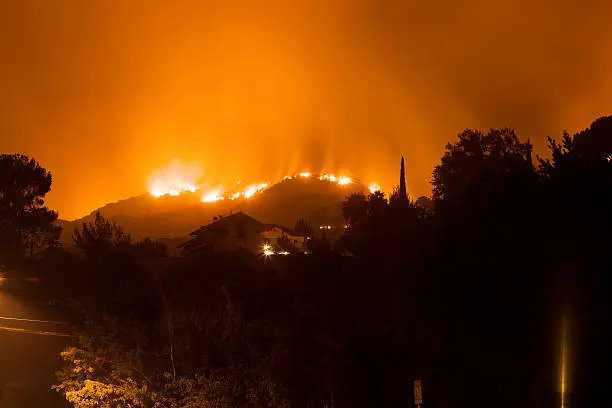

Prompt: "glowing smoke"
[147,160,203,197]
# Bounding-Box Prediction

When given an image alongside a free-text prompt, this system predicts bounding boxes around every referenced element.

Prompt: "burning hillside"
[146,161,383,203]
[60,162,380,247]
[146,160,202,197]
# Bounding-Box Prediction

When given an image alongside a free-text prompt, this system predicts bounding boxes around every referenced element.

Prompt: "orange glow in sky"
[2,1,612,219]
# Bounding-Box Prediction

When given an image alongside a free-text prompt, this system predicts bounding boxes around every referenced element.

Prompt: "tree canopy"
[432,128,533,201]
[73,211,131,254]
[0,153,57,260]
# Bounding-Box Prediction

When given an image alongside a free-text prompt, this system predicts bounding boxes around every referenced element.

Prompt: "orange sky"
[1,0,611,220]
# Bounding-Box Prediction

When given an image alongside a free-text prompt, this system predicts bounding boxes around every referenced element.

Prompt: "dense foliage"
[7,116,612,407]
[0,153,57,262]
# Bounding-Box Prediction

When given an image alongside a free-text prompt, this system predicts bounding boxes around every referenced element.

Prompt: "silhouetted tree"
[277,233,295,252]
[73,211,131,254]
[294,218,314,238]
[399,155,408,202]
[538,115,612,407]
[307,236,332,254]
[44,223,64,250]
[134,237,168,258]
[426,127,548,408]
[565,115,612,161]
[432,128,533,201]
[415,196,434,214]
[367,190,388,219]
[342,193,367,229]
[0,154,58,260]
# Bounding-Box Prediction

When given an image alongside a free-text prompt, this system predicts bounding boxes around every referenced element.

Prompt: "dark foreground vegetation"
[3,116,612,407]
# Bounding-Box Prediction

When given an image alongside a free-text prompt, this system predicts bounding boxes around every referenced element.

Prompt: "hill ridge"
[60,177,366,248]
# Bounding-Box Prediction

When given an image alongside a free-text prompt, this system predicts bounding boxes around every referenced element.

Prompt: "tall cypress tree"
[399,156,408,202]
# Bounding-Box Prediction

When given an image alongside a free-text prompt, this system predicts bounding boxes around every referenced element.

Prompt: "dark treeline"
[2,117,612,407]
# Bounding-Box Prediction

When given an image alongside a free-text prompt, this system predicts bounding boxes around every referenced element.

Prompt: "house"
[261,224,307,252]
[180,211,305,254]
[180,212,266,253]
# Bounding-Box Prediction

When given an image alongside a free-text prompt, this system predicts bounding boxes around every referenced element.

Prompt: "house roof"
[188,211,265,237]
[263,224,303,236]
[181,212,302,250]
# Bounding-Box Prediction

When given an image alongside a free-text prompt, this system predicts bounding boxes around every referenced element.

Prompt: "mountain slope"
[60,178,365,246]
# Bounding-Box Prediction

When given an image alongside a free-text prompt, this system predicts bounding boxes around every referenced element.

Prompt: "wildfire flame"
[147,160,202,197]
[319,173,352,186]
[148,162,362,203]
[243,183,268,199]
[369,182,380,193]
[337,176,352,185]
[320,173,337,182]
[201,189,224,203]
